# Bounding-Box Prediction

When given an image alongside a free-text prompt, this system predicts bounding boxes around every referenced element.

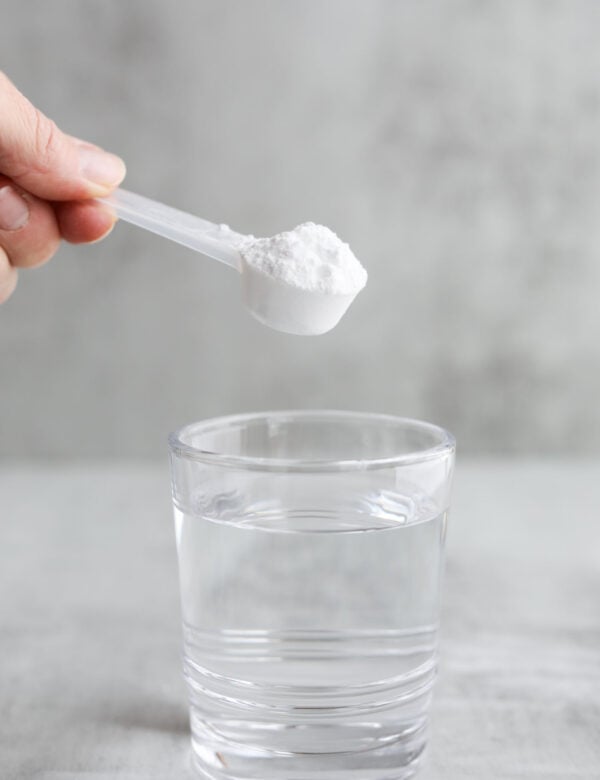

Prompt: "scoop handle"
[99,188,242,270]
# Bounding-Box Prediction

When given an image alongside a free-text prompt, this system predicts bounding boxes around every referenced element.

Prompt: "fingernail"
[0,186,30,231]
[79,147,126,188]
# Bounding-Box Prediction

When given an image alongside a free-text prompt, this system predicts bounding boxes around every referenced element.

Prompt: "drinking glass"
[169,410,455,779]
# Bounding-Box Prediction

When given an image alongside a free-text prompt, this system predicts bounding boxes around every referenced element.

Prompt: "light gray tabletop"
[2,461,599,779]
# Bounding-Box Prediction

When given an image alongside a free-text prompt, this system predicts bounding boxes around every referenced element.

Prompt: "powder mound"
[240,222,367,295]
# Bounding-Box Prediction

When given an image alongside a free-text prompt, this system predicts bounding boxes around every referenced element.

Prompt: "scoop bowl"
[240,259,359,335]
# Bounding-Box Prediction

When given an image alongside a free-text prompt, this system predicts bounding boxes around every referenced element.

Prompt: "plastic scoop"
[99,188,363,335]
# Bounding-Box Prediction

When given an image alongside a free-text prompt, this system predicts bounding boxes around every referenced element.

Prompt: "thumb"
[0,72,126,201]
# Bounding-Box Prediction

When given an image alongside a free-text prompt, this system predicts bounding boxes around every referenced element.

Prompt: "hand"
[0,72,126,303]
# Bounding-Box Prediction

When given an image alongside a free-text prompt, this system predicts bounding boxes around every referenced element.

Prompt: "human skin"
[0,71,126,303]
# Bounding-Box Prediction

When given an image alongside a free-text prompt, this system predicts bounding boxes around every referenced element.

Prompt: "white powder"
[240,222,367,296]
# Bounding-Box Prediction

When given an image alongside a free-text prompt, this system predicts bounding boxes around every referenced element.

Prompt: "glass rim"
[168,410,455,473]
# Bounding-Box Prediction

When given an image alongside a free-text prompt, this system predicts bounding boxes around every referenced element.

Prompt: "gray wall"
[2,0,600,458]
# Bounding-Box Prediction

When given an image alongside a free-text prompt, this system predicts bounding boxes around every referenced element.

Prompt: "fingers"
[54,199,116,244]
[0,72,125,304]
[0,177,60,268]
[0,176,116,276]
[0,247,17,303]
[0,71,126,201]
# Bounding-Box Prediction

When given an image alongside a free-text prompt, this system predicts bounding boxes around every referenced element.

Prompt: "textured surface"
[2,2,600,456]
[1,461,599,779]
[240,222,367,294]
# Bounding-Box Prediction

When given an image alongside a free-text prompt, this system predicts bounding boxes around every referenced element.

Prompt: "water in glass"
[174,475,446,779]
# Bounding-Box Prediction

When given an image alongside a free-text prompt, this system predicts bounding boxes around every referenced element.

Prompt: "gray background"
[2,0,600,459]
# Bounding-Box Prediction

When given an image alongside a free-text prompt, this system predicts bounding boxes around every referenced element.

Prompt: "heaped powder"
[240,222,367,296]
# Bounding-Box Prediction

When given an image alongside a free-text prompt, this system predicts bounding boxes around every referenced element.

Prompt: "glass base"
[183,627,435,780]
[189,719,427,780]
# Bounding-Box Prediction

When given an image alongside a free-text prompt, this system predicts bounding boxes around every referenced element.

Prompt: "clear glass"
[169,411,455,780]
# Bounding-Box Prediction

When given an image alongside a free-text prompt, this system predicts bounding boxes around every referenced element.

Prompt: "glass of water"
[169,411,455,779]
